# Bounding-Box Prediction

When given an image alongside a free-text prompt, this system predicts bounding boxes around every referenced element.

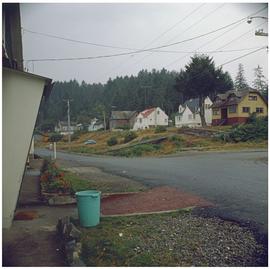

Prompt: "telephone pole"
[140,85,152,108]
[64,99,72,151]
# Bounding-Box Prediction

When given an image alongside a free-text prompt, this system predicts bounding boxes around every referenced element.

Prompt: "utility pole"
[140,85,152,108]
[64,99,72,151]
[103,110,106,131]
[67,99,71,150]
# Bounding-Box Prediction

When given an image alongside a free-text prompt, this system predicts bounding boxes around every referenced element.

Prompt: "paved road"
[37,149,268,233]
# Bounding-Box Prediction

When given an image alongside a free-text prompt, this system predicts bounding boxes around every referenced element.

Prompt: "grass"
[78,210,191,266]
[62,169,147,194]
[37,126,268,158]
[64,171,93,193]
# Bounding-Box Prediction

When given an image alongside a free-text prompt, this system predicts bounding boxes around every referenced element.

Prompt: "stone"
[69,223,82,240]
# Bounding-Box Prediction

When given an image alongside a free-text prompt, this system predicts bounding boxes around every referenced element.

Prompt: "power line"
[141,3,206,49]
[216,21,267,50]
[164,21,264,68]
[178,46,267,82]
[24,16,249,62]
[166,3,226,44]
[96,3,206,80]
[121,4,226,73]
[164,6,268,68]
[218,46,267,67]
[22,28,139,51]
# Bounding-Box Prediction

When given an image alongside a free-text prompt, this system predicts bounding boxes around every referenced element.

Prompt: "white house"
[55,121,79,135]
[88,118,104,131]
[175,97,212,127]
[133,107,169,130]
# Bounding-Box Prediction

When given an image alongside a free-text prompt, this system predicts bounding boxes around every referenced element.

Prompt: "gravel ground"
[133,214,266,266]
[80,211,267,266]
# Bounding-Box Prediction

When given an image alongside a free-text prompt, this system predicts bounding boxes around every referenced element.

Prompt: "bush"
[48,132,63,142]
[218,116,268,142]
[107,136,118,146]
[113,144,161,157]
[116,125,130,130]
[154,126,167,133]
[168,135,184,147]
[40,160,72,194]
[123,131,138,143]
[71,130,87,141]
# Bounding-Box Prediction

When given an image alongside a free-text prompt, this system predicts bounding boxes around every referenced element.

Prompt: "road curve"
[36,148,268,233]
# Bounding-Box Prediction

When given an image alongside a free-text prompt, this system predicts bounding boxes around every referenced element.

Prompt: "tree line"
[37,55,268,130]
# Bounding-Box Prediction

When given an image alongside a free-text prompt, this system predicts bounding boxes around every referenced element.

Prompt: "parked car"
[84,139,97,145]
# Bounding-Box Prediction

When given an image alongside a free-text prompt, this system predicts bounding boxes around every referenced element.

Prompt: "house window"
[228,105,237,113]
[157,110,160,115]
[164,119,167,122]
[256,107,264,113]
[242,107,250,113]
[248,95,257,101]
[188,114,193,120]
[139,118,142,123]
[213,109,219,115]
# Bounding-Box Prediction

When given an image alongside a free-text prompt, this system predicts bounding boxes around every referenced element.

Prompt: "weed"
[107,136,118,146]
[123,131,138,143]
[155,126,167,133]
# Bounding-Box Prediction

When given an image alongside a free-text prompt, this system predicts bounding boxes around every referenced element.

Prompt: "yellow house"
[212,89,267,125]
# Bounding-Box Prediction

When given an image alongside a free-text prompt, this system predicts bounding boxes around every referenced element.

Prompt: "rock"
[65,239,76,252]
[69,223,82,240]
[56,217,70,235]
[48,195,76,205]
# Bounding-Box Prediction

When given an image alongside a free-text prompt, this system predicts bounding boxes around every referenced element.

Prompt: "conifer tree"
[234,63,249,91]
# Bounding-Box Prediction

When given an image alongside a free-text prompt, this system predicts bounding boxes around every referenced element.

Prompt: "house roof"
[141,108,156,118]
[59,121,77,126]
[212,88,265,108]
[183,98,199,114]
[110,111,137,120]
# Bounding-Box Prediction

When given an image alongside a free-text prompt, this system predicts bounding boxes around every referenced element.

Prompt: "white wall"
[3,68,47,228]
[133,114,149,130]
[175,97,212,127]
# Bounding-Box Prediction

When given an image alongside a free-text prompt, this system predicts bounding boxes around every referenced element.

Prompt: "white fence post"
[53,142,57,160]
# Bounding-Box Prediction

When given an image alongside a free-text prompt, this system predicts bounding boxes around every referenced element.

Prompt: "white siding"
[3,68,47,228]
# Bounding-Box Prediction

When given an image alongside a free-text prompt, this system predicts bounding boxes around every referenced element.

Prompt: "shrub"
[48,132,63,142]
[123,131,138,143]
[112,144,161,157]
[168,135,184,147]
[218,116,268,142]
[154,126,167,133]
[107,136,118,146]
[40,160,72,194]
[71,130,87,141]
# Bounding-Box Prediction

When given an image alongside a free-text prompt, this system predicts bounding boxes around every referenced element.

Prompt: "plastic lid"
[75,190,100,197]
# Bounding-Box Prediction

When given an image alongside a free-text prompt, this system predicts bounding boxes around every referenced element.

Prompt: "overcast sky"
[20,2,268,85]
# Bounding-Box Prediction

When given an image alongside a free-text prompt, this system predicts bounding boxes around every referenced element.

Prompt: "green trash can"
[76,190,101,227]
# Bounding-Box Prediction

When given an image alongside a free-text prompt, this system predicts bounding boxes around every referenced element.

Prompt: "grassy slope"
[37,126,267,157]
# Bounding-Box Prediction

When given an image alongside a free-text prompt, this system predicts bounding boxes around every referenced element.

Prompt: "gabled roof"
[183,98,199,114]
[212,88,265,108]
[111,111,137,120]
[141,108,156,118]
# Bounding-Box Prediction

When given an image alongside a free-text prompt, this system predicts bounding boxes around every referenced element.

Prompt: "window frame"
[242,107,250,113]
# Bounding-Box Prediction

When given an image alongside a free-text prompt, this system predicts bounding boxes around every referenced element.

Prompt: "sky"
[20,2,268,85]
